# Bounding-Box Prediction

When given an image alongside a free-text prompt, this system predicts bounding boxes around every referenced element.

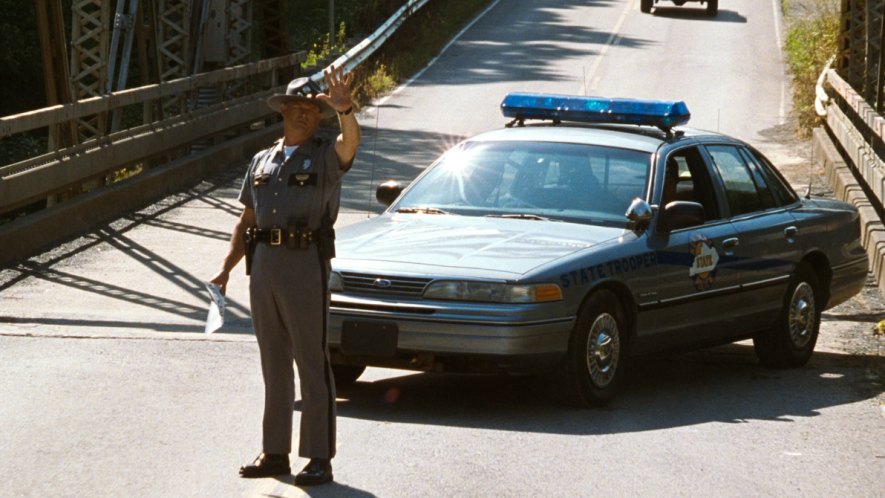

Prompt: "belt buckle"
[270,228,282,246]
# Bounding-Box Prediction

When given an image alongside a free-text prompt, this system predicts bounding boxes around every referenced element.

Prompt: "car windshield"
[393,140,651,226]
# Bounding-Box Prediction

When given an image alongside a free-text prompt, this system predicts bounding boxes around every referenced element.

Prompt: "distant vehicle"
[642,0,718,16]
[326,93,868,407]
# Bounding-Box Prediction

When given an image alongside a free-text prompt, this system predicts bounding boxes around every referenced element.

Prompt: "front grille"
[341,272,432,296]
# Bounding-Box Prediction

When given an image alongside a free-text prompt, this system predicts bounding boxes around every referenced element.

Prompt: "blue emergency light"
[500,93,691,130]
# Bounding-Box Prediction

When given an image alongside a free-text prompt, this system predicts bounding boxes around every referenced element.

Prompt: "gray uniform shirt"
[239,137,347,231]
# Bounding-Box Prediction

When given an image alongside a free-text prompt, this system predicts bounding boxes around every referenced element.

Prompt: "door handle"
[722,237,740,248]
[784,226,798,237]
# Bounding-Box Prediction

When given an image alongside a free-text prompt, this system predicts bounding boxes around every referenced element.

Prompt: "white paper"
[204,282,226,334]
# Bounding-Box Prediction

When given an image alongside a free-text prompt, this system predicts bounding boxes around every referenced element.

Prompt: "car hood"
[333,214,626,278]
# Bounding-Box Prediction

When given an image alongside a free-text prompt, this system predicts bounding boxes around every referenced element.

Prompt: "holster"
[317,218,336,261]
[243,227,257,275]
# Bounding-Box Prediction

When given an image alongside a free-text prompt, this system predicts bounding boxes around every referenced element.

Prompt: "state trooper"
[210,65,359,486]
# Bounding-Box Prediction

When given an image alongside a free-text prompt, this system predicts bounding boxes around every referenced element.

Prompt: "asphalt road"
[2,1,884,496]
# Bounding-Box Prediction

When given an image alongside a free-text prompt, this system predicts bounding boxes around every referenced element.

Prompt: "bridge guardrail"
[815,65,885,296]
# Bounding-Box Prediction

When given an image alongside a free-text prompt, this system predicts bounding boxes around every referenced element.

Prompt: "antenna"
[366,105,381,217]
[805,139,814,199]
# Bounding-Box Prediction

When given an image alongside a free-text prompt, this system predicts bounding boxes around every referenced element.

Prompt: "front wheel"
[753,262,821,368]
[706,0,718,16]
[558,290,629,407]
[641,0,653,13]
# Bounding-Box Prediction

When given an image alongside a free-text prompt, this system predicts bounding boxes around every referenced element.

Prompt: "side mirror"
[625,198,653,229]
[376,180,404,207]
[661,201,705,231]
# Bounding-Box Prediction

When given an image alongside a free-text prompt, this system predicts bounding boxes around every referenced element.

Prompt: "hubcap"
[586,313,620,388]
[788,282,816,349]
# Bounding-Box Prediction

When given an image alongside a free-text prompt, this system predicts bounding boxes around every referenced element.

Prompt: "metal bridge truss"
[70,0,111,141]
[839,0,885,113]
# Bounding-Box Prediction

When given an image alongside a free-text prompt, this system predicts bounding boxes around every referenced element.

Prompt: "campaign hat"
[266,77,336,119]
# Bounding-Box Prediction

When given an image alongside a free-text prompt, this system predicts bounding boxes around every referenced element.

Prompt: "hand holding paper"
[204,282,226,334]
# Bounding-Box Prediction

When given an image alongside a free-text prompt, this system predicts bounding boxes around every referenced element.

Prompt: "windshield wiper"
[395,206,449,215]
[486,213,550,221]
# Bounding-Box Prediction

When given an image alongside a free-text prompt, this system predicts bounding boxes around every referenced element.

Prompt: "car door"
[635,145,746,353]
[703,144,801,334]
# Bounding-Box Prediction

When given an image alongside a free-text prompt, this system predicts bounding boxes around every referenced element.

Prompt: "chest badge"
[288,172,317,187]
[302,159,312,170]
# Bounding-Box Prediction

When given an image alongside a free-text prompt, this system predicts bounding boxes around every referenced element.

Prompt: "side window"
[706,145,771,216]
[661,146,720,223]
[737,148,777,209]
[742,147,798,206]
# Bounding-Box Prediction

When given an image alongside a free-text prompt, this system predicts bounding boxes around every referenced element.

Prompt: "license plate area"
[341,321,398,357]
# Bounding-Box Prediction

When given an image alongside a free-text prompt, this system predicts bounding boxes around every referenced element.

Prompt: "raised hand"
[318,65,354,113]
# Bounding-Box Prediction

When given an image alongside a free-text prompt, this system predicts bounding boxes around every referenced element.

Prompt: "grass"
[782,0,839,136]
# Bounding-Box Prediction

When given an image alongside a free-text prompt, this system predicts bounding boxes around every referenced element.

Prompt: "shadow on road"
[330,344,883,436]
[0,125,450,336]
[652,8,748,23]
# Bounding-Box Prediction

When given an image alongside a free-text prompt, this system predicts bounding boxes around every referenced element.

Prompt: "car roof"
[467,123,732,153]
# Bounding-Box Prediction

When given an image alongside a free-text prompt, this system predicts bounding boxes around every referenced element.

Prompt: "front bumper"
[328,293,575,374]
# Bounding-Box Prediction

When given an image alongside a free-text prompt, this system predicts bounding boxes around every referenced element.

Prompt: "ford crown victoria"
[326,93,868,406]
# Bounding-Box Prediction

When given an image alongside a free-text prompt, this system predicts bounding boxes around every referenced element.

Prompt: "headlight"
[328,271,344,292]
[423,281,562,303]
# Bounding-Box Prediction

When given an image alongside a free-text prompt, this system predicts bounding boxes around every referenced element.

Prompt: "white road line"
[772,0,787,123]
[584,0,633,93]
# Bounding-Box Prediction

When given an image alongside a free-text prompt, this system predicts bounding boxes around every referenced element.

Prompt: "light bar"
[500,93,691,129]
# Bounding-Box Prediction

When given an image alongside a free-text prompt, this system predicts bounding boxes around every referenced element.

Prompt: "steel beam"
[70,0,111,139]
[34,0,77,148]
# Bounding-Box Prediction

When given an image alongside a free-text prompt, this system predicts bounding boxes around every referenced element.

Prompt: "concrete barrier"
[813,127,885,297]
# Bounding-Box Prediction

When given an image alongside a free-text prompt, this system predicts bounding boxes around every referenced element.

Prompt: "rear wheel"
[753,262,821,368]
[558,290,629,407]
[706,0,718,16]
[641,0,653,13]
[331,364,366,387]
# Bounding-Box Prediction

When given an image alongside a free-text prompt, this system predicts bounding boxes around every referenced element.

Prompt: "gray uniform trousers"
[249,245,336,458]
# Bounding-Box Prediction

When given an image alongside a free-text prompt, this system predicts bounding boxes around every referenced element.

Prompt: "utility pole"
[329,0,335,44]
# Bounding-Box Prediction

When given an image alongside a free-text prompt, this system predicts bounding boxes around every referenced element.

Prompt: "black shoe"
[239,453,290,478]
[294,458,333,486]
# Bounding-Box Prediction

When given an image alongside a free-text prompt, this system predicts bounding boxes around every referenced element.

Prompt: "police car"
[327,93,868,407]
[641,0,718,16]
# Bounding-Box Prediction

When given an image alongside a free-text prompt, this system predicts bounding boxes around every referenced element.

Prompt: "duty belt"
[247,226,315,249]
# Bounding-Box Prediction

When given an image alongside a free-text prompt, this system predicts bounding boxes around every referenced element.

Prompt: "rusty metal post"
[34,0,77,149]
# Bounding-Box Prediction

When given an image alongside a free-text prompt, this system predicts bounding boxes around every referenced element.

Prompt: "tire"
[558,290,629,407]
[753,262,821,368]
[706,0,718,16]
[331,364,366,387]
[641,0,653,13]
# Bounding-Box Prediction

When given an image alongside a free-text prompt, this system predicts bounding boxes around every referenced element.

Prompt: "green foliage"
[302,22,348,69]
[783,1,838,136]
[287,0,403,52]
